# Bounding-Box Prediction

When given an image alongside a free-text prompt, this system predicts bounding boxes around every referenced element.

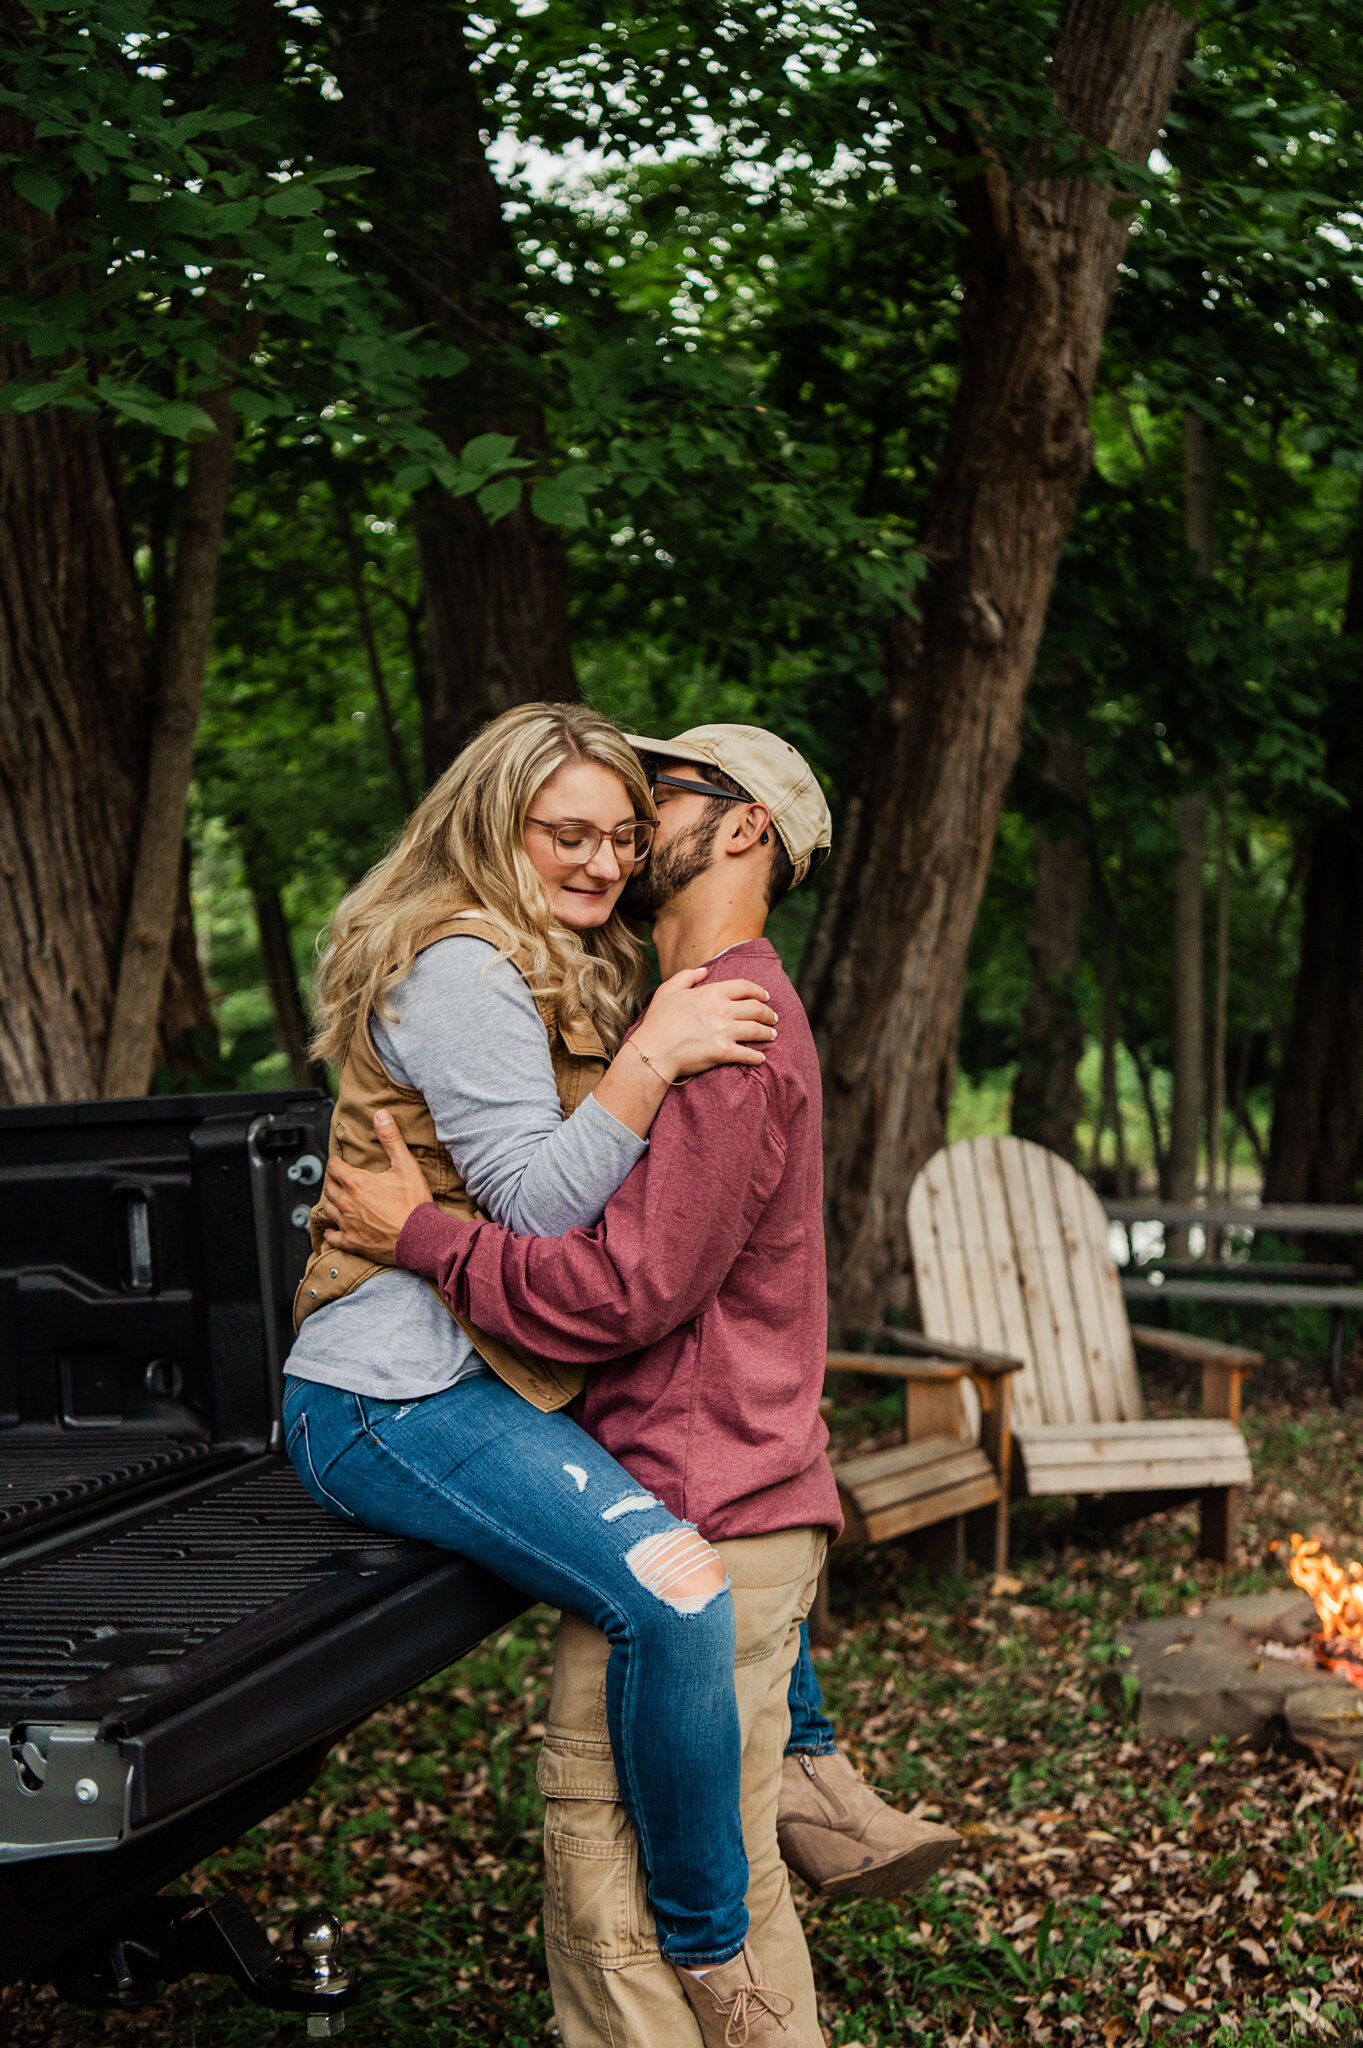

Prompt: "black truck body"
[0,1090,524,2006]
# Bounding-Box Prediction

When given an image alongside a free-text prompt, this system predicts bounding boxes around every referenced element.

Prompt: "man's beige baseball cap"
[626,723,833,888]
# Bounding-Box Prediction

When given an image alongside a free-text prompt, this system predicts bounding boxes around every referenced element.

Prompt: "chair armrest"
[1129,1323,1255,1425]
[876,1327,1025,1377]
[1129,1324,1262,1370]
[825,1350,965,1383]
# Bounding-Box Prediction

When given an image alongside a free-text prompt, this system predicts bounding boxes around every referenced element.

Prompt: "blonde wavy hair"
[311,702,655,1068]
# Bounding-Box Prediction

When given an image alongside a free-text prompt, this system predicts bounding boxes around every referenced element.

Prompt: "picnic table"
[1104,1200,1363,1406]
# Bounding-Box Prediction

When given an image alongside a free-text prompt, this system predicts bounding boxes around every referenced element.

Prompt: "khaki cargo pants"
[536,1524,828,2048]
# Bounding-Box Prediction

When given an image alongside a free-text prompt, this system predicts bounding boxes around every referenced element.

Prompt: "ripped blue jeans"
[282,1373,747,1966]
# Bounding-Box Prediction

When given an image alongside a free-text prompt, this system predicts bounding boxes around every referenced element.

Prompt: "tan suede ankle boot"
[777,1750,960,1898]
[676,1945,816,2048]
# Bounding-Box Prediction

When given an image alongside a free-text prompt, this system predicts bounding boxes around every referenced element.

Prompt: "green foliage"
[0,0,477,480]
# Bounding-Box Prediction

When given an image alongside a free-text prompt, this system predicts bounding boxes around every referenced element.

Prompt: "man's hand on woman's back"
[319,1112,433,1263]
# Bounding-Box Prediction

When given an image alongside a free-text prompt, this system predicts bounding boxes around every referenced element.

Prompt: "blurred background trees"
[2,0,1361,1325]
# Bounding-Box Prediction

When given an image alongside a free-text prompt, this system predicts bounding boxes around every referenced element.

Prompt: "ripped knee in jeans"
[624,1528,728,1614]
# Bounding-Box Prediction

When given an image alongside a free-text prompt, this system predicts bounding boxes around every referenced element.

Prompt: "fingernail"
[375,1110,392,1126]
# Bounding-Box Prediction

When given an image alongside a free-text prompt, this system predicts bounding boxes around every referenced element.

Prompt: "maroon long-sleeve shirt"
[395,936,841,1544]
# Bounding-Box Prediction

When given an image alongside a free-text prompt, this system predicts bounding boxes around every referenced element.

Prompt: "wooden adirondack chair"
[811,1342,1020,1637]
[823,1345,1020,1568]
[906,1136,1258,1564]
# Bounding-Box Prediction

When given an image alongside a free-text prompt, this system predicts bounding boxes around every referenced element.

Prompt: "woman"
[284,703,789,1992]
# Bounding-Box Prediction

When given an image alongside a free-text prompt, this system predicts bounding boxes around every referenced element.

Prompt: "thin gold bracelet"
[629,1039,693,1087]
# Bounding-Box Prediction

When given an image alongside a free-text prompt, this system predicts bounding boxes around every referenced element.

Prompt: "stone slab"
[1106,1591,1362,1747]
[1284,1686,1363,1770]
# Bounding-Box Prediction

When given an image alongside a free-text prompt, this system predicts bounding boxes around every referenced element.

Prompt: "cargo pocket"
[286,1411,361,1524]
[540,1741,656,1966]
[543,1814,657,1968]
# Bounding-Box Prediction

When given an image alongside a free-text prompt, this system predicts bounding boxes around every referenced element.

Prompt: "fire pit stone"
[1106,1592,1363,1754]
[1281,1687,1363,1770]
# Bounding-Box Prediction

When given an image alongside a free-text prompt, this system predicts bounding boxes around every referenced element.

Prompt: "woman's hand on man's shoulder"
[634,967,778,1082]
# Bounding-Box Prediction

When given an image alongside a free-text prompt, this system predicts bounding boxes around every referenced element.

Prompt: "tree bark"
[1166,410,1214,1230]
[0,397,154,1102]
[1168,785,1207,1230]
[0,37,224,1106]
[327,0,577,779]
[1184,409,1215,576]
[102,387,238,1097]
[1011,731,1088,1160]
[241,836,328,1091]
[802,0,1194,1328]
[331,482,416,811]
[154,842,223,1087]
[1264,494,1363,1204]
[0,81,157,1102]
[1208,768,1231,1198]
[1093,921,1129,1193]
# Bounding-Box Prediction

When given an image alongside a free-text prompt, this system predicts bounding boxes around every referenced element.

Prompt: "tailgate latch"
[3,1722,132,1860]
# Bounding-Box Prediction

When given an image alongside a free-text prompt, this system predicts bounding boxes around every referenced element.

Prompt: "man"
[320,726,956,2048]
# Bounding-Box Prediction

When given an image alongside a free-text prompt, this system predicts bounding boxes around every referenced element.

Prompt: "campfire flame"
[1282,1534,1363,1690]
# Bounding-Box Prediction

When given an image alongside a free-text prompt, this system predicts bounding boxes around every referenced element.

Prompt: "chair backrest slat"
[1046,1147,1142,1419]
[1001,1136,1096,1426]
[961,1138,1049,1428]
[907,1136,1143,1429]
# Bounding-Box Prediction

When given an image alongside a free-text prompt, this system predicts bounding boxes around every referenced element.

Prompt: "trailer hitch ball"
[292,1910,350,2034]
[294,1908,342,1981]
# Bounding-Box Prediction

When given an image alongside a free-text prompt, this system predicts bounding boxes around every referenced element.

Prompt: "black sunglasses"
[652,771,832,880]
[649,771,752,804]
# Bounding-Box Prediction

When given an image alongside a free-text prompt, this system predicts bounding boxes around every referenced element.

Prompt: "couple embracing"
[285,703,957,2046]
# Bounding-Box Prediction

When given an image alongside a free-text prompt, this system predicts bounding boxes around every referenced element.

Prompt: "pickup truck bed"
[0,1091,523,2011]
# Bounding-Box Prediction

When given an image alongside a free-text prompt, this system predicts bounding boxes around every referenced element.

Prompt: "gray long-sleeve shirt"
[285,935,646,1400]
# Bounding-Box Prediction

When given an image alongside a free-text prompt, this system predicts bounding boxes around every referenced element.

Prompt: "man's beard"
[619,814,720,920]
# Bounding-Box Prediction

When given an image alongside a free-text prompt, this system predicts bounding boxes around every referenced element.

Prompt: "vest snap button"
[330,1268,338,1278]
[309,1289,316,1298]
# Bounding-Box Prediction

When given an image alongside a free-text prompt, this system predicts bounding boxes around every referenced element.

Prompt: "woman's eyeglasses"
[525,817,657,867]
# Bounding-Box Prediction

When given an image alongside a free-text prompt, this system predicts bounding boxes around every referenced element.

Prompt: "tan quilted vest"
[292,909,609,1413]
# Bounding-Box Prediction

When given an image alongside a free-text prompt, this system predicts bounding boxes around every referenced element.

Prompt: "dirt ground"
[5,1350,1362,2047]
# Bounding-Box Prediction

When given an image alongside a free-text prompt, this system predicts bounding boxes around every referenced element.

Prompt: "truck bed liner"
[0,1430,232,1545]
[1,1456,410,1717]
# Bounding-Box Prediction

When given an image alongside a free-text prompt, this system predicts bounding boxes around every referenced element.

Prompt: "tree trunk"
[415,492,577,775]
[1264,495,1363,1204]
[802,0,1194,1329]
[1093,924,1129,1193]
[0,83,156,1102]
[102,388,238,1098]
[0,400,153,1102]
[331,481,416,810]
[1168,785,1207,1239]
[154,843,223,1088]
[326,0,577,779]
[1011,731,1088,1161]
[241,837,328,1091]
[1184,409,1215,576]
[1166,411,1214,1232]
[1208,769,1231,1199]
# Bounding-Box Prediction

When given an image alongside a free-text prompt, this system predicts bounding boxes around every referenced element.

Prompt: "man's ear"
[725,802,771,855]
